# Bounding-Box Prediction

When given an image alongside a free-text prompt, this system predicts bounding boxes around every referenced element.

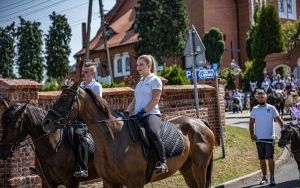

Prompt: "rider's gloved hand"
[134,109,146,119]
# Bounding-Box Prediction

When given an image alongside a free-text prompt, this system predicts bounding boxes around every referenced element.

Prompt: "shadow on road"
[240,179,300,188]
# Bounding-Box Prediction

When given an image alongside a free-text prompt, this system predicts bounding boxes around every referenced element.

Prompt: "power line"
[0,0,54,19]
[0,0,35,12]
[0,0,72,24]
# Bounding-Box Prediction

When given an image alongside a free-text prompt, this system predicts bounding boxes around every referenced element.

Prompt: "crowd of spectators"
[225,73,299,112]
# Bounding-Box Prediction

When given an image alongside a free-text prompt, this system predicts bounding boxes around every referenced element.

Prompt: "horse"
[249,81,259,110]
[266,87,285,116]
[42,84,215,188]
[0,102,99,188]
[278,122,300,181]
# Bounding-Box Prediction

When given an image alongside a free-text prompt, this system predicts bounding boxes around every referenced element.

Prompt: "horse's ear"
[16,103,28,116]
[0,97,9,110]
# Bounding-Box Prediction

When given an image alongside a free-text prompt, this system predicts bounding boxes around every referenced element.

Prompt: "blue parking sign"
[211,63,219,71]
[186,70,192,79]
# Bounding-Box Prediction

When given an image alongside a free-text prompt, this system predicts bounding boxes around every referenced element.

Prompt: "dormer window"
[106,28,115,38]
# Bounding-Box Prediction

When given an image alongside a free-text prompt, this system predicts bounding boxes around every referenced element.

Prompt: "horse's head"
[0,103,28,160]
[42,84,79,133]
[278,123,295,148]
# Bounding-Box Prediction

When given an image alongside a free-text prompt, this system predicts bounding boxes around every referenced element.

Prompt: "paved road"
[222,111,300,188]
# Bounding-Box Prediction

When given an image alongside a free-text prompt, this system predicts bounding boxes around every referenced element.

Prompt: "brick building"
[74,0,300,82]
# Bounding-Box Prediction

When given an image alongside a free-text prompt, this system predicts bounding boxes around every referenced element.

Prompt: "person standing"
[73,61,102,178]
[249,89,283,186]
[126,54,168,173]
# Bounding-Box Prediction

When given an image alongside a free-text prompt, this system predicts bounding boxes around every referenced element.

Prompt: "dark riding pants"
[141,114,166,163]
[74,123,89,171]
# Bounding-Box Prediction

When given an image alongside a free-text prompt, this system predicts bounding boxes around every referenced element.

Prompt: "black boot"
[153,140,168,173]
[74,142,89,178]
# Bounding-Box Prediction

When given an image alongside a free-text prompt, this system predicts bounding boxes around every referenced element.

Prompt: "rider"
[73,61,102,178]
[126,55,168,173]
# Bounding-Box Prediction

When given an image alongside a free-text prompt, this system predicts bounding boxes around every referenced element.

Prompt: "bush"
[40,79,61,91]
[159,64,189,85]
[219,68,236,90]
[101,82,127,88]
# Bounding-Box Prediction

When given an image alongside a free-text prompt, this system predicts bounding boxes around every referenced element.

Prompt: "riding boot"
[153,140,168,173]
[74,142,88,178]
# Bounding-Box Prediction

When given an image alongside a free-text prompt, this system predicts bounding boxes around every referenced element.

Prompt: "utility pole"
[84,0,93,62]
[99,0,113,83]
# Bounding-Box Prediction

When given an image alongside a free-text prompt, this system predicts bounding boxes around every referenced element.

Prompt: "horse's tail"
[206,153,213,188]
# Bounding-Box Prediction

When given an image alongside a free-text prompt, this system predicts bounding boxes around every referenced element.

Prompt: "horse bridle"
[47,88,79,128]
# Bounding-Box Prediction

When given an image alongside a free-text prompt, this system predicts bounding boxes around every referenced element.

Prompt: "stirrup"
[73,170,88,178]
[155,162,168,173]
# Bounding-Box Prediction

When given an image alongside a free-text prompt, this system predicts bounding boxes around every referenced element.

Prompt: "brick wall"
[0,78,225,187]
[0,79,42,188]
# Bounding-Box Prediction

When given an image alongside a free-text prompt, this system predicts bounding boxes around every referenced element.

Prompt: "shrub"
[40,79,61,91]
[101,82,127,88]
[159,64,189,85]
[219,68,236,90]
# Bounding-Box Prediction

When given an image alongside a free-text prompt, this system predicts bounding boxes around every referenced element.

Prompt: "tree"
[281,20,300,52]
[159,0,188,60]
[250,4,283,84]
[135,0,161,57]
[202,27,225,66]
[17,17,44,82]
[0,23,16,78]
[135,0,188,63]
[45,12,72,81]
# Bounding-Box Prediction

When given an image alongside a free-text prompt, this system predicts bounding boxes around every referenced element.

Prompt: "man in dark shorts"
[249,89,283,186]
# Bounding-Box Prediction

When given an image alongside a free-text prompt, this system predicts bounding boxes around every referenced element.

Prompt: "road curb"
[213,147,291,188]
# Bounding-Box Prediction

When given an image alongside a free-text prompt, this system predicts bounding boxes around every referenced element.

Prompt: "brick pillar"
[0,79,42,188]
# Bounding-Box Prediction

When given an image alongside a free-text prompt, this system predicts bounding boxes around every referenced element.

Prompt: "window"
[278,0,297,20]
[117,59,122,73]
[113,53,131,77]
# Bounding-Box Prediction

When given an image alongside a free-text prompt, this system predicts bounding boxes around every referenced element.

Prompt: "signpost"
[184,25,206,118]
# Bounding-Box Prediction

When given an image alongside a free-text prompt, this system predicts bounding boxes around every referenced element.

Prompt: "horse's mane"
[26,104,46,125]
[83,88,111,117]
[2,103,46,126]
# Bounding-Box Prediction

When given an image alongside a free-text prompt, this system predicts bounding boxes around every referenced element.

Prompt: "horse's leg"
[179,159,198,188]
[190,145,213,188]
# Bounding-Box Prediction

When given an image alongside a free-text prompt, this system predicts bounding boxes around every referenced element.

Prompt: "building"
[74,0,300,82]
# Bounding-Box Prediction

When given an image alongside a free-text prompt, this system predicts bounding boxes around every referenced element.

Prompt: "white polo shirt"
[134,73,162,116]
[250,104,279,139]
[80,79,103,97]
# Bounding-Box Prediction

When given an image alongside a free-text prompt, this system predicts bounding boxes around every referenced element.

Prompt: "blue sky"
[0,0,116,65]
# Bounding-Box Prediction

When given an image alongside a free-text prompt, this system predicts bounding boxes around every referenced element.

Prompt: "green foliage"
[159,64,189,85]
[0,22,16,78]
[16,17,44,82]
[248,4,283,85]
[40,79,61,91]
[282,20,300,51]
[219,68,236,90]
[135,0,188,61]
[45,12,72,81]
[202,27,225,66]
[101,81,127,88]
[241,61,254,91]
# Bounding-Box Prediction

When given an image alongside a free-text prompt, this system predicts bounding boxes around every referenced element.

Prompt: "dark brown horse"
[42,85,215,188]
[278,122,300,181]
[0,102,99,187]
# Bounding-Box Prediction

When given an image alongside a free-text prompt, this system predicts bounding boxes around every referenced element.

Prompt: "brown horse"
[42,84,215,188]
[0,102,99,187]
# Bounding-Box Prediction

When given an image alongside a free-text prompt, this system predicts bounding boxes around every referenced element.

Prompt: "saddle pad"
[159,121,184,158]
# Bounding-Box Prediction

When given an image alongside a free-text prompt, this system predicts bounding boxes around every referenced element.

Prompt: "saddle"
[63,124,95,161]
[114,111,184,182]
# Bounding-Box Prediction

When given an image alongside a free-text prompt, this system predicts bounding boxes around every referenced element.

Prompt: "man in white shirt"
[73,61,102,178]
[249,89,283,186]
